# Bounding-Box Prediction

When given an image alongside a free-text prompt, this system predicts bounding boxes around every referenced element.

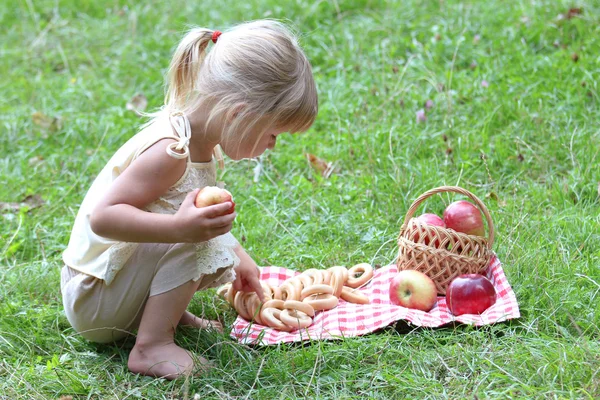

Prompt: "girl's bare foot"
[179,310,223,332]
[128,340,205,380]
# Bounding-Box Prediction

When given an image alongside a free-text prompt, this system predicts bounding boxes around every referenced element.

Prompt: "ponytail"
[164,28,213,111]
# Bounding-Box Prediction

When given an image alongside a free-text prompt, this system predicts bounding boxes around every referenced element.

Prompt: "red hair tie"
[212,30,222,43]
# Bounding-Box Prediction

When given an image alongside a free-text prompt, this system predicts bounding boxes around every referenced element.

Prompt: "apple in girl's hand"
[447,274,496,315]
[195,186,235,214]
[443,200,485,237]
[389,270,437,312]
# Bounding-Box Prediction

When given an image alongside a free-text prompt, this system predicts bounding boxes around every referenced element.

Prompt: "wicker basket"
[396,186,495,295]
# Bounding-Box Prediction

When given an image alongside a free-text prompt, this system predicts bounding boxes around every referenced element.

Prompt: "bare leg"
[127,280,207,379]
[179,310,223,332]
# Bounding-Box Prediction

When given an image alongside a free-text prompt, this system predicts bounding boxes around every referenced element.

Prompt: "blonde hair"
[163,20,317,160]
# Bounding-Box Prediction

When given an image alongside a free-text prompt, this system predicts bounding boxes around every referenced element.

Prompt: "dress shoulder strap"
[132,111,192,161]
[165,111,192,160]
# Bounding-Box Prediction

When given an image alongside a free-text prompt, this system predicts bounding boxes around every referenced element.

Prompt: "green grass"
[1,0,599,398]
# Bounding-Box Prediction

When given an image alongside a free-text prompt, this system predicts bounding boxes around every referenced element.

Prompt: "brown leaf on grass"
[58,396,73,400]
[0,194,45,212]
[306,153,336,178]
[32,111,62,132]
[486,191,507,207]
[571,53,579,63]
[558,7,583,21]
[126,93,148,115]
[28,155,44,166]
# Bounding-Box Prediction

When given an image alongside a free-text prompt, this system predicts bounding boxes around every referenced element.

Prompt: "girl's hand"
[173,189,237,243]
[233,246,266,302]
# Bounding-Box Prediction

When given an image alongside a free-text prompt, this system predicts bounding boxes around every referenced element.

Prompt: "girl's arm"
[90,139,235,243]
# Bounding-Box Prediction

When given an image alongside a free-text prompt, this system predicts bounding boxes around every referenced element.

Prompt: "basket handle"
[398,186,495,248]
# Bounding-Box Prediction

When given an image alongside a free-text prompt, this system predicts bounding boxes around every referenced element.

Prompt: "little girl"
[61,20,317,379]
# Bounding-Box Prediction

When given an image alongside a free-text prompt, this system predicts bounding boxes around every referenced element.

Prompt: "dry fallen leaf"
[32,111,62,132]
[486,191,507,207]
[558,7,583,21]
[126,93,148,115]
[28,155,44,167]
[306,153,335,178]
[0,194,45,212]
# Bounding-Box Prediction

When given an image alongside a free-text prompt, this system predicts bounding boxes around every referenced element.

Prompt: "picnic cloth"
[230,255,519,345]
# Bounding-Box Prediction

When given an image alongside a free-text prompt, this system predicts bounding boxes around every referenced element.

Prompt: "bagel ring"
[329,269,345,297]
[302,293,339,311]
[296,273,314,289]
[233,292,253,321]
[346,263,374,288]
[283,300,315,317]
[303,269,324,285]
[261,307,292,331]
[279,282,300,301]
[270,285,282,300]
[262,299,285,310]
[259,281,273,302]
[301,283,334,300]
[279,309,313,329]
[281,278,303,297]
[225,284,238,306]
[247,294,265,324]
[328,266,349,283]
[321,269,332,285]
[340,286,370,304]
[216,283,230,299]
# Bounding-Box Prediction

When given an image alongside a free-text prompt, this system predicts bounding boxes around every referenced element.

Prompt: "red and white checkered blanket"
[230,255,519,345]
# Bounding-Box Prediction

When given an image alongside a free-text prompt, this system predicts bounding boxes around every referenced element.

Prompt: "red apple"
[446,274,496,315]
[443,200,485,237]
[412,213,446,247]
[195,186,235,214]
[417,213,445,228]
[389,270,438,312]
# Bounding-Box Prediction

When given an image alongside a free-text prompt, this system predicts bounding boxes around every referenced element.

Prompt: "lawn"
[1,0,599,398]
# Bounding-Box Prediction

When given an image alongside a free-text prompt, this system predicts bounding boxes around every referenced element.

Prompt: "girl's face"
[221,116,287,160]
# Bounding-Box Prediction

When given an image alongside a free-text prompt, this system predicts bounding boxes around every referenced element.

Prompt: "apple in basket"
[447,274,496,315]
[414,213,446,246]
[389,270,438,312]
[195,186,235,214]
[443,201,484,237]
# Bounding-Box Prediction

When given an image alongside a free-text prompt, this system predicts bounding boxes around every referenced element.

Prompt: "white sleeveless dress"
[60,112,239,342]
